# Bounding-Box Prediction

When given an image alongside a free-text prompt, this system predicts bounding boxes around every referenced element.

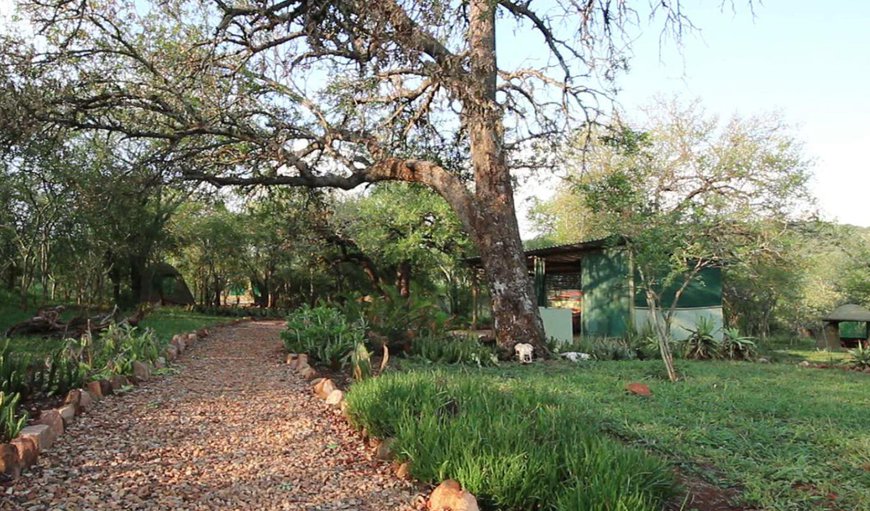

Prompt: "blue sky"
[522,0,870,229]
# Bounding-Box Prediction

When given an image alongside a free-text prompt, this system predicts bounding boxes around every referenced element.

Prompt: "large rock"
[286,353,298,366]
[0,443,21,479]
[373,437,396,460]
[300,367,318,380]
[38,409,64,437]
[171,335,186,353]
[326,389,345,406]
[86,380,103,400]
[99,379,113,396]
[314,379,337,400]
[64,389,83,415]
[110,374,129,391]
[395,462,412,481]
[165,345,179,362]
[132,361,152,381]
[625,382,652,397]
[297,354,309,367]
[57,403,77,426]
[11,436,38,469]
[18,424,56,452]
[428,480,480,511]
[78,389,94,411]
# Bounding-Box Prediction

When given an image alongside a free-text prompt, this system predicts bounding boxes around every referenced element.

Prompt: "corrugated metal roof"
[821,303,870,322]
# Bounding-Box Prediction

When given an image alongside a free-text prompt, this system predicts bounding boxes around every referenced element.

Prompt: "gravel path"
[2,321,421,511]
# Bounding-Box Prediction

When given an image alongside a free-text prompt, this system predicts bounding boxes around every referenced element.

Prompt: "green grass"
[758,336,851,364]
[347,368,677,511]
[138,307,234,344]
[349,360,869,511]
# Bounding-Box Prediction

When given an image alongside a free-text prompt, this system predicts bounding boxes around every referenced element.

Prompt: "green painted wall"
[581,249,631,337]
[633,266,722,308]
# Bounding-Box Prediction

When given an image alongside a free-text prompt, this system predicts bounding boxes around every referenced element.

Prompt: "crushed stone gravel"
[1,321,424,510]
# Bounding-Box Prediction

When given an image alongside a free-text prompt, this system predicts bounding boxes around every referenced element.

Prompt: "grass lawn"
[350,359,869,511]
[758,336,852,365]
[138,307,235,344]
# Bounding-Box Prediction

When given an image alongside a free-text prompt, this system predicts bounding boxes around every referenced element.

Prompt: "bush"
[409,334,498,366]
[682,317,721,360]
[846,344,870,370]
[722,328,758,361]
[281,304,364,368]
[343,289,450,345]
[346,371,676,510]
[76,324,162,379]
[0,391,27,443]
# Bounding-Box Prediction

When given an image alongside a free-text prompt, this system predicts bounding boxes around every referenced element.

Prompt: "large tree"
[578,99,813,380]
[4,0,692,350]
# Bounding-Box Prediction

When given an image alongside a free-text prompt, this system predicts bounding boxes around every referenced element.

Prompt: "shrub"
[846,344,870,370]
[349,340,373,380]
[722,327,758,361]
[76,324,162,379]
[682,317,722,360]
[409,334,498,366]
[0,391,27,443]
[0,341,32,396]
[281,304,364,368]
[346,371,676,510]
[343,289,450,345]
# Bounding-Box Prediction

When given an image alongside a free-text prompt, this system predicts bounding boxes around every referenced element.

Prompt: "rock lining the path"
[1,323,229,484]
[4,320,421,510]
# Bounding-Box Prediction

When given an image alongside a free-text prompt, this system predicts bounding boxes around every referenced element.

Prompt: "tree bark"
[464,0,545,354]
[396,261,411,299]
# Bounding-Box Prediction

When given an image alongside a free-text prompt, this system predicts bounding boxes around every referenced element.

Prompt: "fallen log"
[4,307,145,339]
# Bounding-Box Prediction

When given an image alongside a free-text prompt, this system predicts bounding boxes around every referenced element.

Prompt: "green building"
[526,240,724,340]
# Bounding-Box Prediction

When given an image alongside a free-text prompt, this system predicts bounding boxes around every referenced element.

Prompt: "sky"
[1,0,867,234]
[511,0,870,236]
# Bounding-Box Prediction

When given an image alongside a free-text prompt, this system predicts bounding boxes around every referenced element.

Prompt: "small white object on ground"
[515,343,534,363]
[560,352,592,362]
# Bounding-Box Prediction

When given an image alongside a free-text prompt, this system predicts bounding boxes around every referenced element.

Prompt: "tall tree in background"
[3,0,695,352]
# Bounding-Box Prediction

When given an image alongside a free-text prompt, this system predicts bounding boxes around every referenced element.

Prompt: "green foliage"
[0,340,84,400]
[80,324,162,378]
[344,288,450,343]
[346,370,676,510]
[349,340,372,380]
[408,334,498,366]
[281,304,364,368]
[846,344,870,370]
[722,327,758,361]
[682,317,722,360]
[0,391,27,443]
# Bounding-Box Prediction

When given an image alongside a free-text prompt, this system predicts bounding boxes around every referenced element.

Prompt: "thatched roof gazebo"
[819,304,870,350]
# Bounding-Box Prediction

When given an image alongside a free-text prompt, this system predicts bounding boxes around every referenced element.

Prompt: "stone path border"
[2,321,421,510]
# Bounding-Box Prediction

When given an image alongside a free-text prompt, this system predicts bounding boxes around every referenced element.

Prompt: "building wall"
[581,249,631,337]
[633,306,725,340]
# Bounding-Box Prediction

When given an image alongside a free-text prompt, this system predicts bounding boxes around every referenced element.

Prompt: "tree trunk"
[465,0,545,354]
[129,255,147,304]
[645,289,678,382]
[396,261,411,299]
